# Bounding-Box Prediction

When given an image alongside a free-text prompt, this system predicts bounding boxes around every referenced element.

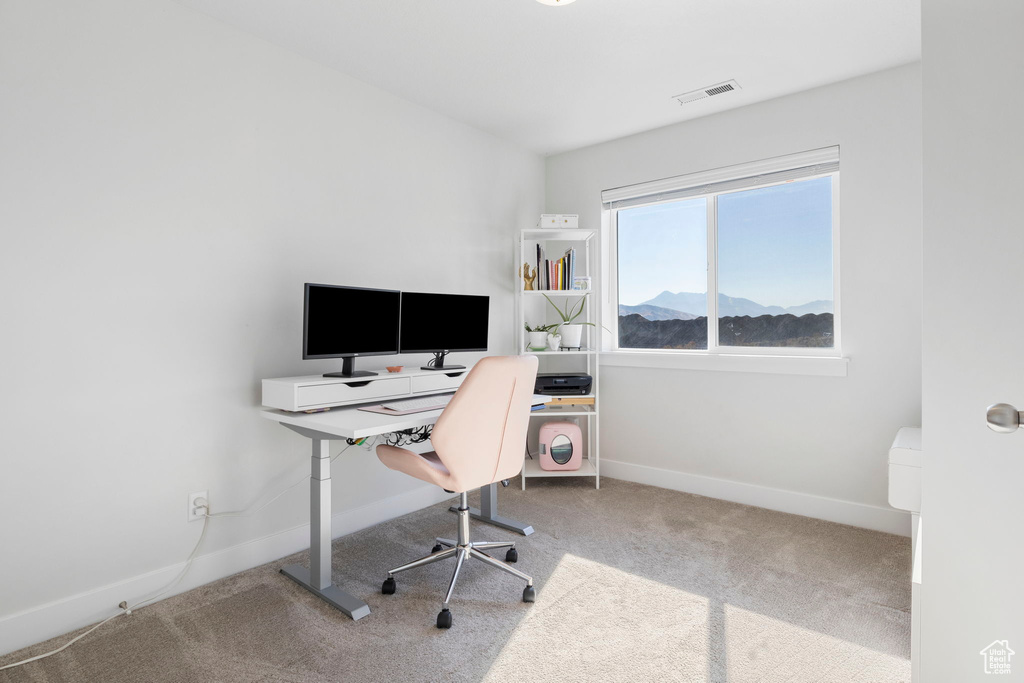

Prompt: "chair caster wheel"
[436,608,452,629]
[431,544,444,553]
[505,548,518,563]
[381,577,396,595]
[523,585,536,603]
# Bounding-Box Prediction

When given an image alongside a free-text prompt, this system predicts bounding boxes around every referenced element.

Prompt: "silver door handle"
[986,403,1024,433]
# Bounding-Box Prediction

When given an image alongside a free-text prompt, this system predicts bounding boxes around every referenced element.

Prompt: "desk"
[261,404,535,621]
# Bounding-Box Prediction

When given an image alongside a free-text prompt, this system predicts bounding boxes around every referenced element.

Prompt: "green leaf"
[543,292,589,323]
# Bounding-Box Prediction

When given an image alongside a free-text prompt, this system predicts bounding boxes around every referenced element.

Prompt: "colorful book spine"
[534,244,582,291]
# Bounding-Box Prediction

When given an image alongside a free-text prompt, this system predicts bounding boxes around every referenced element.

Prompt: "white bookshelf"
[516,227,600,489]
[527,348,598,356]
[522,458,599,479]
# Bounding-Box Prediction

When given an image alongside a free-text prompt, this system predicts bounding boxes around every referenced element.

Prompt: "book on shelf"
[535,244,544,291]
[531,245,578,291]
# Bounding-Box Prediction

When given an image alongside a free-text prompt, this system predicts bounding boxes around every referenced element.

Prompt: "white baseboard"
[601,459,911,537]
[0,484,455,659]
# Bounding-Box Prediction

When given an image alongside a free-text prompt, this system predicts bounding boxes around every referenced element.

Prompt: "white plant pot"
[559,324,584,349]
[527,331,548,350]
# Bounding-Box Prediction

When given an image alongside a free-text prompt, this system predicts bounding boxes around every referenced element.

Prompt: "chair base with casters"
[381,491,536,629]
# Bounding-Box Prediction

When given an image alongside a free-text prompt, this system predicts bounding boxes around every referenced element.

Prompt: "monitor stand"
[421,350,465,372]
[323,356,377,378]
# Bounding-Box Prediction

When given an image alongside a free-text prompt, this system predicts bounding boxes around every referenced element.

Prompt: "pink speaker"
[538,421,583,471]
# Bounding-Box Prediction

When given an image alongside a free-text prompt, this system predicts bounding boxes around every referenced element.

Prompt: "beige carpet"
[0,477,911,682]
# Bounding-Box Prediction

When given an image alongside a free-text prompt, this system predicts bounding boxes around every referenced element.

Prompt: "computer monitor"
[303,283,401,378]
[399,292,489,371]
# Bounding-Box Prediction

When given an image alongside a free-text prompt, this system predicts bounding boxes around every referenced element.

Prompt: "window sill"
[600,351,849,377]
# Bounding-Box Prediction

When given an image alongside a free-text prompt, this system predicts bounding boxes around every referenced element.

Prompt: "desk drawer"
[410,372,466,395]
[297,377,411,409]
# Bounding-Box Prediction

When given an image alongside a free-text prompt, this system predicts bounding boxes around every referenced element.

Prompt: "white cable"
[0,438,378,672]
[128,514,210,611]
[0,611,125,671]
[0,518,211,672]
[204,439,372,518]
[203,474,310,519]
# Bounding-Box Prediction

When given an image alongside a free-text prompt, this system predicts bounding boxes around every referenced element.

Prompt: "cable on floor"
[0,437,380,672]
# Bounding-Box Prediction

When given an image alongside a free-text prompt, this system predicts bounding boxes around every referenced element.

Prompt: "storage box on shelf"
[517,227,600,489]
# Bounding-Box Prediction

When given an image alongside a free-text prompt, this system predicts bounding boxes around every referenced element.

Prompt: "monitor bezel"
[302,283,401,360]
[398,291,490,354]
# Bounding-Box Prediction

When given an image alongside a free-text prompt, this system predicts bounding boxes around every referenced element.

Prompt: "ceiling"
[172,0,921,155]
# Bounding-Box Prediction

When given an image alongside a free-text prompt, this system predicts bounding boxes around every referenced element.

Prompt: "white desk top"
[261,394,553,440]
[261,405,443,440]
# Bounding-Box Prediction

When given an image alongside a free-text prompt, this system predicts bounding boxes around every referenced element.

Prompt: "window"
[605,147,839,357]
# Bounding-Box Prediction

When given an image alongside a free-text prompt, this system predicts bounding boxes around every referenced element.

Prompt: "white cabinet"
[296,377,411,409]
[409,372,466,395]
[517,228,600,489]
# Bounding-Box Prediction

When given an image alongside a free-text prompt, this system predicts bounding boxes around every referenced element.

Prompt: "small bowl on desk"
[385,366,403,373]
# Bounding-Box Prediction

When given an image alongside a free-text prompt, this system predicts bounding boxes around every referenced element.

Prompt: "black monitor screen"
[303,284,401,358]
[400,292,489,353]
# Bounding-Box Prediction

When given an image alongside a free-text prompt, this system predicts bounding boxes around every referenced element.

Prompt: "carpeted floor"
[0,477,911,682]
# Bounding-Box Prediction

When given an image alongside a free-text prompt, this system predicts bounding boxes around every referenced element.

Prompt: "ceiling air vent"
[672,80,741,106]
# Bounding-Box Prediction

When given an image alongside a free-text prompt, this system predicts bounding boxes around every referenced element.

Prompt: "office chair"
[376,355,539,628]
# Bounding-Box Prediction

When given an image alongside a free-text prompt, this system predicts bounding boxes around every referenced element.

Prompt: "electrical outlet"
[187,491,208,522]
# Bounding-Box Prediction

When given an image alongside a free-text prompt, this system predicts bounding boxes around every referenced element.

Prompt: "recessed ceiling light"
[536,0,577,5]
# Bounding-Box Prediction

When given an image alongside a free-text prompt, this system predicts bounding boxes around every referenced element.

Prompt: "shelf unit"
[516,227,600,489]
[522,458,598,479]
[527,348,598,356]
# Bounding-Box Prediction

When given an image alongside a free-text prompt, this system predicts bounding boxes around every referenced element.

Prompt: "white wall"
[546,65,922,530]
[0,0,541,653]
[921,1,1024,679]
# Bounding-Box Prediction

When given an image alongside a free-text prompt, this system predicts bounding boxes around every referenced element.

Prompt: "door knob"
[986,403,1024,433]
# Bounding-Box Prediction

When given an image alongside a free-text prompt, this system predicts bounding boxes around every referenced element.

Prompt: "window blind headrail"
[601,146,839,208]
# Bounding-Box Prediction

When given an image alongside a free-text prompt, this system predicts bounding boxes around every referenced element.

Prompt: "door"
[921,1,1024,680]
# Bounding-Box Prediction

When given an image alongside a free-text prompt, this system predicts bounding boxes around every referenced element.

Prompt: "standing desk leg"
[280,438,371,620]
[449,483,534,536]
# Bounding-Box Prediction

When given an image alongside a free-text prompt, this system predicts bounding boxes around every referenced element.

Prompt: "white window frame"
[600,148,847,376]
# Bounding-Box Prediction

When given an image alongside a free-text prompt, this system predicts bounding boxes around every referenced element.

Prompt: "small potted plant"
[543,293,594,349]
[525,322,558,351]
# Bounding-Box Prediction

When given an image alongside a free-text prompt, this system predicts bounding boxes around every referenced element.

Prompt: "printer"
[534,373,593,396]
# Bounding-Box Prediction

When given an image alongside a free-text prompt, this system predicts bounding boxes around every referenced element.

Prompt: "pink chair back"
[429,355,539,492]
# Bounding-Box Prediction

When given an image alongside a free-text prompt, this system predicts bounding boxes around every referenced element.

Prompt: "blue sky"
[617,176,833,308]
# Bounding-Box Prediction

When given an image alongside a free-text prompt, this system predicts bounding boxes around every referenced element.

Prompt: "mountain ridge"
[640,291,833,318]
[618,303,697,321]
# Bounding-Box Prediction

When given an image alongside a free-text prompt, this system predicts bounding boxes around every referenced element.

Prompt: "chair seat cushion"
[376,445,457,490]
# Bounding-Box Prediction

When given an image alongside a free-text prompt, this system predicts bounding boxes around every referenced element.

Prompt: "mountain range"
[620,291,833,320]
[616,303,698,321]
[618,313,834,350]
